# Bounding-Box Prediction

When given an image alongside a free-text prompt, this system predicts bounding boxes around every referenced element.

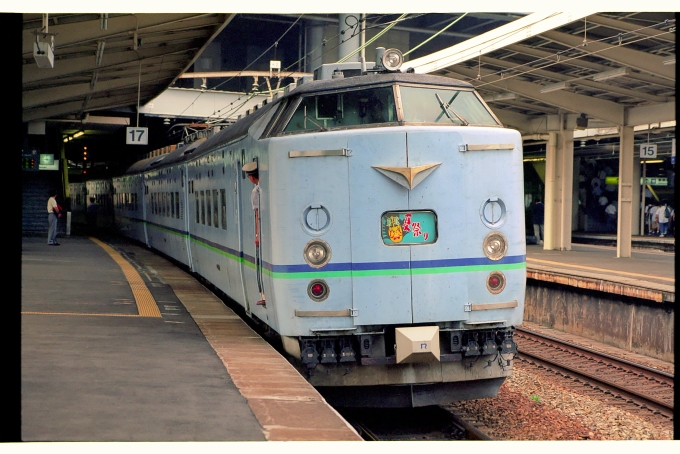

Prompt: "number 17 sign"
[126,127,149,145]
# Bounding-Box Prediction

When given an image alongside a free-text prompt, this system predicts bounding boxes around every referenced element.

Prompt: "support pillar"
[544,128,574,250]
[544,132,557,250]
[632,154,642,236]
[617,126,635,257]
[305,21,325,73]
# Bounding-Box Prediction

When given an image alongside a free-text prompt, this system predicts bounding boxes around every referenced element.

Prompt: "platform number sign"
[126,127,149,145]
[640,144,657,159]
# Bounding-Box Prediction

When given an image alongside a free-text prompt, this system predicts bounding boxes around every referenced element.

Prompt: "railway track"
[337,407,492,441]
[515,328,674,421]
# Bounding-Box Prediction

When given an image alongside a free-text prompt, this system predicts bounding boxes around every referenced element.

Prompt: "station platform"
[20,232,673,442]
[20,234,362,442]
[527,236,674,303]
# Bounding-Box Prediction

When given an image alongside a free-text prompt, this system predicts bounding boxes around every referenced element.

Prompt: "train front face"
[267,75,526,407]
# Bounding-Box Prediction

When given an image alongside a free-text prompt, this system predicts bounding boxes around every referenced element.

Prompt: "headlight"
[303,239,332,268]
[382,48,403,71]
[483,232,508,261]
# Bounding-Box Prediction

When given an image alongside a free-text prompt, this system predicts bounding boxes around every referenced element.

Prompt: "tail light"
[487,271,506,294]
[308,279,329,301]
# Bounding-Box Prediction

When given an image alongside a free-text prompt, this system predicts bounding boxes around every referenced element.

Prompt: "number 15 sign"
[126,127,149,145]
[640,143,657,159]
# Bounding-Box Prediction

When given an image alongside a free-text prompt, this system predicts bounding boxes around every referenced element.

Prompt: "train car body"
[113,63,526,407]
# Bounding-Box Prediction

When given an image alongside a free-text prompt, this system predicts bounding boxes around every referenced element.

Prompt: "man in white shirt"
[47,190,61,245]
[243,161,265,307]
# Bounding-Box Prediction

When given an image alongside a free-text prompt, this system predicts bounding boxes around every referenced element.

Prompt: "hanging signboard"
[639,143,657,159]
[126,127,149,145]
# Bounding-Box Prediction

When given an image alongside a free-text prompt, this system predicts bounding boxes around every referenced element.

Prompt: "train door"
[405,131,469,322]
[235,153,251,315]
[347,132,413,325]
[181,166,193,268]
[142,175,150,246]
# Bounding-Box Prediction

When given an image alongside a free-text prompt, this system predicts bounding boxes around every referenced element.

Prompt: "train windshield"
[282,86,397,133]
[399,86,500,126]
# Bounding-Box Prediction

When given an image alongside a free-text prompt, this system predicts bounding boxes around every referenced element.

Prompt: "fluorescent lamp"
[592,67,630,81]
[540,82,570,93]
[662,56,675,65]
[484,92,517,102]
[73,131,84,138]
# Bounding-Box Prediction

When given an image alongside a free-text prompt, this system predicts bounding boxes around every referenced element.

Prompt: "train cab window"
[281,86,397,134]
[399,86,499,126]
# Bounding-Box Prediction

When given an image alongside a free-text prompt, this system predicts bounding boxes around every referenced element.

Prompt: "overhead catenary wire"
[462,19,675,89]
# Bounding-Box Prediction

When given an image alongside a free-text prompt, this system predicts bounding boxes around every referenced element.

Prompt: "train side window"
[213,189,219,227]
[200,190,206,225]
[171,192,175,218]
[175,192,180,219]
[206,190,212,227]
[195,192,199,223]
[220,189,226,230]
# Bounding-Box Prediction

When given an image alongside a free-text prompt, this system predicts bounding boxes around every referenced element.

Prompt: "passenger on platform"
[532,198,544,246]
[657,201,671,237]
[47,190,61,246]
[644,202,655,235]
[243,161,266,307]
[605,201,617,233]
[650,203,661,236]
[87,197,99,235]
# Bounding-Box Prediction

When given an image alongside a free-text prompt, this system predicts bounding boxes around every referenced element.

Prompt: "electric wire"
[455,19,675,90]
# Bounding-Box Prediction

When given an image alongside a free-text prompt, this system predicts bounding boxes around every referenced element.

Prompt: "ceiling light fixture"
[539,82,570,94]
[484,92,517,102]
[662,55,675,65]
[592,67,630,81]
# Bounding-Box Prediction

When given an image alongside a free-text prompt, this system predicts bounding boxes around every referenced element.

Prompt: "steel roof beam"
[478,55,671,103]
[625,102,676,126]
[406,12,597,74]
[587,14,676,44]
[502,43,676,89]
[23,45,196,84]
[443,66,625,125]
[22,14,223,56]
[540,29,675,81]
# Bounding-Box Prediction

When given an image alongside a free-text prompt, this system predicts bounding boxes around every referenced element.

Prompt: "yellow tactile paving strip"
[151,262,362,441]
[89,237,162,318]
[24,238,162,319]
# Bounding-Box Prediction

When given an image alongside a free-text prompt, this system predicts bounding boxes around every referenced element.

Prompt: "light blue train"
[110,50,526,407]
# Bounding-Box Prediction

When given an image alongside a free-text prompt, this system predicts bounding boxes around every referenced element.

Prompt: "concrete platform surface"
[21,235,361,442]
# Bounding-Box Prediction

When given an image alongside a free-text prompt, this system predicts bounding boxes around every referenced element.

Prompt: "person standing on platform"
[657,201,671,237]
[605,201,617,233]
[532,198,545,245]
[650,203,661,236]
[86,197,99,235]
[47,190,61,246]
[243,161,266,307]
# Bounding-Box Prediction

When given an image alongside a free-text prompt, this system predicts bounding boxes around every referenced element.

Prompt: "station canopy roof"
[21,12,675,160]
